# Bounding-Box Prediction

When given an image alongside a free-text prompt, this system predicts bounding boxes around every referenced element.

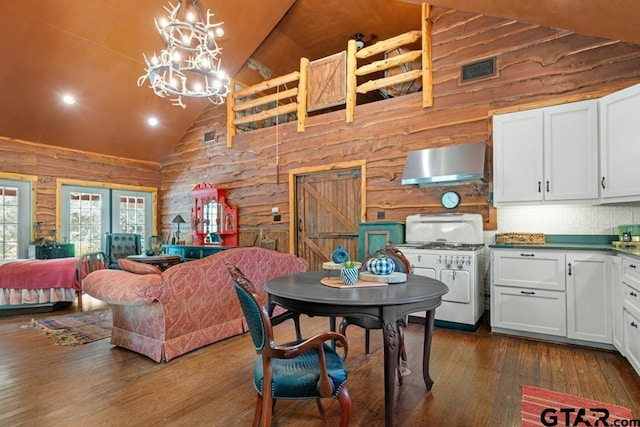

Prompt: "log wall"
[0,136,161,241]
[160,8,640,252]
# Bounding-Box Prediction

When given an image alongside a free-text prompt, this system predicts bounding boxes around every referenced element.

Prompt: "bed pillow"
[118,259,162,275]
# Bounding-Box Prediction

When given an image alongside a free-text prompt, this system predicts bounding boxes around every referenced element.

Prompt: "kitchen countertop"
[489,234,640,258]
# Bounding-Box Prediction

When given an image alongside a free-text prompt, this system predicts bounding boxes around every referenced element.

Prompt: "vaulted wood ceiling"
[0,0,638,163]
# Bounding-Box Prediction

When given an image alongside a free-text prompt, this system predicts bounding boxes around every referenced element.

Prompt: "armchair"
[105,233,141,269]
[226,263,351,427]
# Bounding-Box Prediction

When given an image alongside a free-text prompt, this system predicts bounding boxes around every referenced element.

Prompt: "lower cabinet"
[491,249,612,346]
[163,244,228,261]
[358,221,405,261]
[566,252,611,344]
[623,308,640,374]
[623,257,640,374]
[492,286,566,336]
[29,243,76,259]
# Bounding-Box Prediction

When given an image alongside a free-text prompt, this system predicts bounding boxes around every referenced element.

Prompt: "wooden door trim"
[288,160,366,255]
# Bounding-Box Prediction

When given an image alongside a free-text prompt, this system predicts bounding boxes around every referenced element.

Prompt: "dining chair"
[76,251,107,310]
[226,262,352,427]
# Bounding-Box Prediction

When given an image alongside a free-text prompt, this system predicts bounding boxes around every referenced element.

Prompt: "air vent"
[461,57,496,82]
[203,130,216,143]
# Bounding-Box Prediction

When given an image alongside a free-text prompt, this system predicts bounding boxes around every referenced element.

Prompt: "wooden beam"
[355,50,422,76]
[232,103,298,126]
[356,30,421,59]
[232,88,298,113]
[357,69,422,94]
[233,71,300,99]
[297,57,309,133]
[422,3,434,108]
[345,39,357,123]
[226,82,236,148]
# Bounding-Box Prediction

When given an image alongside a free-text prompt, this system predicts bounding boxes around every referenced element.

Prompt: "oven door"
[403,251,436,278]
[439,269,471,303]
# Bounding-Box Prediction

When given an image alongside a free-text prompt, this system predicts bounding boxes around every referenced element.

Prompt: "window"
[0,178,31,259]
[61,185,154,256]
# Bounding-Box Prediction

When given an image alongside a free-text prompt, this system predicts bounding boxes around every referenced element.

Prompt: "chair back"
[105,233,141,269]
[226,262,272,352]
[77,251,107,280]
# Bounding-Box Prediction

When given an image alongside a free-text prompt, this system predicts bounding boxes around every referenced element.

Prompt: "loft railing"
[226,3,432,147]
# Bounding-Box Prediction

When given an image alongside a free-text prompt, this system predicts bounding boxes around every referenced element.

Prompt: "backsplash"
[483,203,640,244]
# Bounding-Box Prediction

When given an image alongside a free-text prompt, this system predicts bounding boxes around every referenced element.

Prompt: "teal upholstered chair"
[226,263,352,427]
[104,233,141,269]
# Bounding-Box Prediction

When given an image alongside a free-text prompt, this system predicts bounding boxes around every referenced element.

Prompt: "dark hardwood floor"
[1,297,639,426]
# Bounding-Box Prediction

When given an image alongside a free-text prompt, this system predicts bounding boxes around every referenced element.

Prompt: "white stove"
[397,213,485,331]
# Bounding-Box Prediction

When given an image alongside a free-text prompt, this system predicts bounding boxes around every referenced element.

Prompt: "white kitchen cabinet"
[492,285,567,336]
[492,249,565,291]
[491,248,613,346]
[612,256,624,353]
[491,249,566,336]
[493,99,599,205]
[622,256,640,375]
[623,309,640,375]
[565,252,611,344]
[600,82,640,202]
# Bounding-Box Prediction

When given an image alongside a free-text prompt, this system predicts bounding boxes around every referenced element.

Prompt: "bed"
[0,257,81,312]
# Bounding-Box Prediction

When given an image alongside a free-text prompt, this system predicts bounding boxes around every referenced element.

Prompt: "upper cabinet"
[600,83,640,202]
[493,99,599,206]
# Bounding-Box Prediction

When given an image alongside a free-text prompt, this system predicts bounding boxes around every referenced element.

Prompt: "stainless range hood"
[401,142,486,187]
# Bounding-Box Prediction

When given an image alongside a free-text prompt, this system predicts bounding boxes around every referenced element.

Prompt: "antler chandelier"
[137,0,230,108]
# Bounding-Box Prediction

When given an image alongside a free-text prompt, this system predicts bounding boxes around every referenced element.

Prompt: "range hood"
[401,142,486,187]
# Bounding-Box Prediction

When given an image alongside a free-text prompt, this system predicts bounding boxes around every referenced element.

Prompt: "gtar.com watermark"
[540,407,640,426]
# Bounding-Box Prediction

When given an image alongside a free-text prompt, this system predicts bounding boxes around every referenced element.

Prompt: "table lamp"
[172,214,186,244]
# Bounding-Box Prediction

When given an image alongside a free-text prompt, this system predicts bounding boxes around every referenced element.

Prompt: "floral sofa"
[83,247,308,362]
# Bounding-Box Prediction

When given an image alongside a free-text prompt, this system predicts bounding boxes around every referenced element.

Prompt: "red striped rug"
[522,385,634,427]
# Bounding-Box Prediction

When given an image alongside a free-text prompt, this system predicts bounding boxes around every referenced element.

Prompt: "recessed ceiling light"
[62,94,76,105]
[147,117,159,127]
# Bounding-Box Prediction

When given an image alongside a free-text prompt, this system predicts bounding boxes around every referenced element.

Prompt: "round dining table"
[264,271,449,427]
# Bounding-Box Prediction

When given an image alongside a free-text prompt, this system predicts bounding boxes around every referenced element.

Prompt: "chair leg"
[337,386,352,427]
[77,290,83,311]
[261,392,273,427]
[252,394,262,427]
[365,328,370,355]
[315,399,326,419]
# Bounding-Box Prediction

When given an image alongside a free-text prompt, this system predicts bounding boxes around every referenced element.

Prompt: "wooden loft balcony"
[226,3,433,148]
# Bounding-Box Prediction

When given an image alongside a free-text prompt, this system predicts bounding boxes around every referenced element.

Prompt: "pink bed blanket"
[0,258,80,291]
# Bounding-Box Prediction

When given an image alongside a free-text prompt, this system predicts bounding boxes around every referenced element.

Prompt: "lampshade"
[172,214,186,224]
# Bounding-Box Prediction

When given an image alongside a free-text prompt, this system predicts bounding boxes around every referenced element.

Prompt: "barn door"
[295,167,362,271]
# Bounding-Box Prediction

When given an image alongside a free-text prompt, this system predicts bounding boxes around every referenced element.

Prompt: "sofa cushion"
[118,259,162,275]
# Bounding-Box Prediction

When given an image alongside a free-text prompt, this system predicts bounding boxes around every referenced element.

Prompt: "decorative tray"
[320,277,388,288]
[359,271,407,283]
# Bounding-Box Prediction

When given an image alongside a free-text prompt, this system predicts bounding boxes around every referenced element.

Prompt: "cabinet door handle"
[567,262,572,276]
[631,291,638,298]
[546,181,550,192]
[632,321,638,329]
[520,253,535,257]
[520,290,535,295]
[537,181,542,193]
[601,176,606,190]
[630,264,637,269]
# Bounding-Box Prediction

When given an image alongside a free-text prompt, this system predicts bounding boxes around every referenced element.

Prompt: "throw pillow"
[118,259,162,275]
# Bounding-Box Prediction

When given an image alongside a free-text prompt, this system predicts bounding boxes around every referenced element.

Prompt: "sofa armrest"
[83,269,164,305]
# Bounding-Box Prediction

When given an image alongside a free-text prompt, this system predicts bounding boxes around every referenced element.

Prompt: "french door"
[0,178,31,259]
[60,185,154,256]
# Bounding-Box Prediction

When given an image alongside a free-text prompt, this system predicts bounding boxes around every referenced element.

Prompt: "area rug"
[24,308,112,346]
[521,385,634,426]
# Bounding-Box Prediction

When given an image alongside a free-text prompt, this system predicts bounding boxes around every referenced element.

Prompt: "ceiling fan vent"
[461,57,497,82]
